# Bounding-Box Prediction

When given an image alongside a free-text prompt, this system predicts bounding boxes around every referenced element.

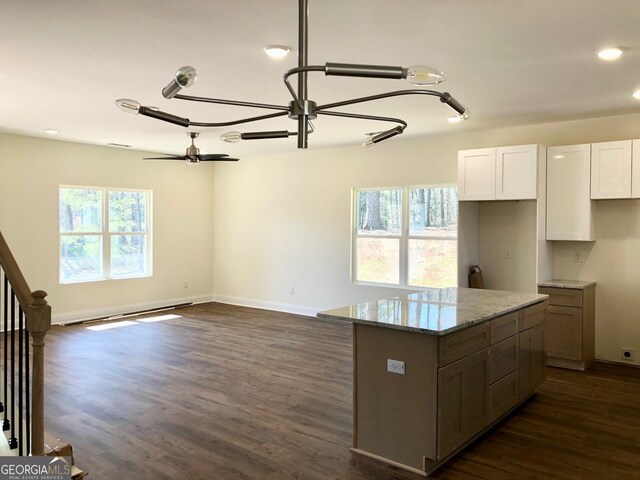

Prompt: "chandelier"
[115,0,469,150]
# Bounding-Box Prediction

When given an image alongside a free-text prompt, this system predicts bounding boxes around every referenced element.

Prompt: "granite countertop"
[538,279,596,289]
[317,287,548,336]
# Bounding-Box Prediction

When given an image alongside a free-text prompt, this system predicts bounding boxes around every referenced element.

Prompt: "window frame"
[351,184,457,289]
[59,185,153,284]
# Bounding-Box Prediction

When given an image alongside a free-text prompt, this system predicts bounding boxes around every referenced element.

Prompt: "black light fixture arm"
[283,65,325,106]
[316,89,464,115]
[316,110,407,130]
[173,93,289,111]
[138,106,289,128]
[189,110,288,128]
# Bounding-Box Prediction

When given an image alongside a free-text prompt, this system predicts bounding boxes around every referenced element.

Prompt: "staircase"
[0,230,86,478]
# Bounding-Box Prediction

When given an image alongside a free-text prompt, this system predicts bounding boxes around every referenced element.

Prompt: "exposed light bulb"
[362,136,375,149]
[162,66,197,99]
[405,65,445,86]
[115,98,141,114]
[633,89,640,100]
[220,131,242,143]
[264,45,291,59]
[596,47,624,61]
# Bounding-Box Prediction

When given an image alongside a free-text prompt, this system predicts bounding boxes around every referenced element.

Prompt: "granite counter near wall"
[318,287,547,336]
[538,279,596,289]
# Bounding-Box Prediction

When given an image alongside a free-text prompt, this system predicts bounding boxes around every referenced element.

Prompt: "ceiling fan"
[143,132,239,164]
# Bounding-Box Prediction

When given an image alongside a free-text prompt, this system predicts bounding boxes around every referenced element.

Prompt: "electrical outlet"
[387,359,406,375]
[289,285,295,295]
[621,348,634,361]
[183,281,189,289]
[505,248,511,260]
[574,251,582,263]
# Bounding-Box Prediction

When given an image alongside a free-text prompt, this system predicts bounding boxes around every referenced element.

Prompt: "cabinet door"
[437,348,490,459]
[518,323,545,400]
[546,305,583,361]
[591,140,632,199]
[546,144,594,241]
[633,140,640,198]
[458,148,496,201]
[496,144,538,200]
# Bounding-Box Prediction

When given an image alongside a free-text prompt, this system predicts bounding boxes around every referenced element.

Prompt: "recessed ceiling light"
[263,45,291,59]
[447,115,462,124]
[44,129,59,135]
[596,47,624,61]
[633,90,640,100]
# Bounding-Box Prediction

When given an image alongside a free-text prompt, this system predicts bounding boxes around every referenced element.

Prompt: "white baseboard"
[51,294,215,325]
[211,294,321,318]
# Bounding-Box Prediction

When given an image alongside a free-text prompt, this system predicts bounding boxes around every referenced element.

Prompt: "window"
[59,186,152,283]
[353,186,457,288]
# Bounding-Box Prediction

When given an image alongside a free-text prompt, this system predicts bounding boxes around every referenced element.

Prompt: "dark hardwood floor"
[43,302,640,479]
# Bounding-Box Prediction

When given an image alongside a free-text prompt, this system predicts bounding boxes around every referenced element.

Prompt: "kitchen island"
[318,287,548,477]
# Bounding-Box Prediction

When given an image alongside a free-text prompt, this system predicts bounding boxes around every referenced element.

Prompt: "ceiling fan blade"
[143,155,187,160]
[199,154,230,160]
[198,157,239,162]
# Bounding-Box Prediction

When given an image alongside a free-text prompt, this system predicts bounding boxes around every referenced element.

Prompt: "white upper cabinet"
[591,140,632,199]
[496,145,540,200]
[458,145,540,201]
[458,148,496,200]
[547,144,594,241]
[633,140,640,198]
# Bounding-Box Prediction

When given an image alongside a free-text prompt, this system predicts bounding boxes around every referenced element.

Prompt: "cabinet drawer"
[490,312,519,345]
[439,323,491,367]
[489,370,518,421]
[489,336,519,383]
[519,301,547,332]
[538,287,582,307]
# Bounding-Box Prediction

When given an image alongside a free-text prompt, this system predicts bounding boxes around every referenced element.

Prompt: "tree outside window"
[59,186,152,283]
[353,186,457,288]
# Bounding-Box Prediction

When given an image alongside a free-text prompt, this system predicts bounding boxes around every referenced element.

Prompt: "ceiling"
[1,0,640,158]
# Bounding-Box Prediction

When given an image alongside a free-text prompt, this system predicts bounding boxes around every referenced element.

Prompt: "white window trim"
[351,184,457,289]
[59,185,153,284]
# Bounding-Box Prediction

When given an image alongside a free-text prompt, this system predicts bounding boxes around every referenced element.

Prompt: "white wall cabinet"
[458,148,496,200]
[547,144,594,241]
[458,145,541,201]
[496,144,540,200]
[632,140,640,198]
[591,140,632,199]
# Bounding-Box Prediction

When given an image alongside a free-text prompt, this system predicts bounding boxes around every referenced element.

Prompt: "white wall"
[213,111,640,365]
[0,133,215,323]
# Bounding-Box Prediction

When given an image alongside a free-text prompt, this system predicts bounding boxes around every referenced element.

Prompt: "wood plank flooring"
[42,302,640,479]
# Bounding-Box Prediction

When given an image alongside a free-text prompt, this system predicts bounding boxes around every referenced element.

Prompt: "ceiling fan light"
[115,98,141,114]
[406,65,445,86]
[162,66,197,99]
[220,131,242,143]
[264,45,291,59]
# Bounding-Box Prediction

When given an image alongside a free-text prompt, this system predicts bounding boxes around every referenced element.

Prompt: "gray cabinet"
[518,323,546,400]
[437,348,490,459]
[352,300,548,477]
[538,283,595,370]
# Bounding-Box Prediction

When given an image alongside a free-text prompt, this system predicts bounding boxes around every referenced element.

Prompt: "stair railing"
[0,230,51,456]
